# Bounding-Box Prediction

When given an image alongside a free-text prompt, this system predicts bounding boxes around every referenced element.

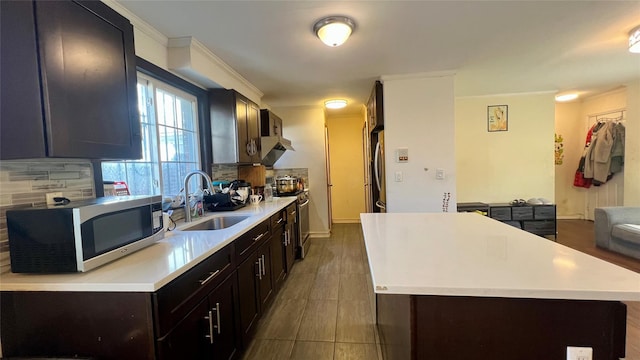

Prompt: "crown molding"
[102,0,168,47]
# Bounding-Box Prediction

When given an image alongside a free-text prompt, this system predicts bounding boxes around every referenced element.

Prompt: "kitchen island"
[0,197,297,359]
[361,212,640,360]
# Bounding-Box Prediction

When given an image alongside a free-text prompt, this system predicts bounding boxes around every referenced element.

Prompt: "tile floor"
[241,223,381,360]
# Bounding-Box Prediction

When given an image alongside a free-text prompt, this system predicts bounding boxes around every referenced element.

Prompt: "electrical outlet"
[435,168,445,180]
[567,346,592,360]
[46,192,63,205]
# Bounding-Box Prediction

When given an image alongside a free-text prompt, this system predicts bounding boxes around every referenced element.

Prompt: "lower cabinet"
[157,272,239,360]
[271,224,286,291]
[237,234,274,347]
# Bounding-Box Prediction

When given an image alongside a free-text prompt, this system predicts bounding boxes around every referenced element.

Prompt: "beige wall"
[624,80,640,206]
[271,106,331,237]
[326,113,366,223]
[456,93,555,204]
[555,102,584,218]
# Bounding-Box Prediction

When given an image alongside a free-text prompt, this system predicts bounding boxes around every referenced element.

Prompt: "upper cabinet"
[210,89,261,164]
[367,80,384,132]
[0,0,141,160]
[260,109,283,137]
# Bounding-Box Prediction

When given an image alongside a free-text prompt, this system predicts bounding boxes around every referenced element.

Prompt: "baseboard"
[332,219,361,224]
[557,215,585,220]
[309,231,331,238]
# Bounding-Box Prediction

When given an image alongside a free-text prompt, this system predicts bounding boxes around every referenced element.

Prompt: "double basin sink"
[182,215,250,231]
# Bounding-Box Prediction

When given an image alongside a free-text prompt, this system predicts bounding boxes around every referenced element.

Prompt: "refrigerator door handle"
[374,141,382,192]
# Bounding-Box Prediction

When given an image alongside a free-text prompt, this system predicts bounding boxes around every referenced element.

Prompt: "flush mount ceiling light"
[555,93,579,102]
[325,99,347,109]
[313,16,356,47]
[629,25,640,53]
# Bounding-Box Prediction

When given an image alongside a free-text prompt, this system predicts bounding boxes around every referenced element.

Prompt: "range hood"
[260,136,294,167]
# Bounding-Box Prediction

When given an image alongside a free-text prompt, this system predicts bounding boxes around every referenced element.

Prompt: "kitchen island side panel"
[412,296,626,360]
[376,293,413,360]
[1,291,156,359]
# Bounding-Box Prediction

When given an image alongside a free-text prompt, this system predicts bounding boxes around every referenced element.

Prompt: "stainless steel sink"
[182,216,249,231]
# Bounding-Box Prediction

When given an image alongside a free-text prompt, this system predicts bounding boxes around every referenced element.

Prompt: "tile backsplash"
[0,160,95,273]
[211,164,239,182]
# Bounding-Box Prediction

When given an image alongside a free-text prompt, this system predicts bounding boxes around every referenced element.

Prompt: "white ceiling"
[117,1,640,114]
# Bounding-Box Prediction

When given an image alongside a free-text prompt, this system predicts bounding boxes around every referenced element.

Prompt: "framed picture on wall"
[487,105,508,132]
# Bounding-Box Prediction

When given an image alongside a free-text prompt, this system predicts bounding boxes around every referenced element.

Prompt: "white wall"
[456,93,555,204]
[382,73,456,213]
[272,106,330,237]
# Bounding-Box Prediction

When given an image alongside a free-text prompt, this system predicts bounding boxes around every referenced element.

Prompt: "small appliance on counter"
[205,180,251,211]
[6,195,164,273]
[275,176,304,196]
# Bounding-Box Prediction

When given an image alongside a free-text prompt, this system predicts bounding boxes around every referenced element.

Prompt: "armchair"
[594,207,640,260]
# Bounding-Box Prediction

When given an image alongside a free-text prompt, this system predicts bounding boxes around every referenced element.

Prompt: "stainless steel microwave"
[6,195,164,273]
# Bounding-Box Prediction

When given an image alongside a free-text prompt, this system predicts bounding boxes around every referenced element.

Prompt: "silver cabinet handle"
[205,310,214,344]
[291,210,297,216]
[253,231,267,243]
[261,255,266,275]
[276,217,284,224]
[285,230,289,245]
[198,269,221,286]
[213,302,221,334]
[256,260,262,280]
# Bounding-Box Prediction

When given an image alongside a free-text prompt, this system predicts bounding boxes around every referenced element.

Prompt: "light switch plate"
[567,346,592,360]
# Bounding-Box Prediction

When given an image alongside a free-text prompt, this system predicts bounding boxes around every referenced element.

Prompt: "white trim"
[456,90,556,99]
[381,70,456,82]
[332,219,361,224]
[557,215,585,220]
[309,231,331,238]
[102,0,168,47]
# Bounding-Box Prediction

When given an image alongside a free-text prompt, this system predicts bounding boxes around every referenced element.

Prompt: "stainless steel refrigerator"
[372,130,386,212]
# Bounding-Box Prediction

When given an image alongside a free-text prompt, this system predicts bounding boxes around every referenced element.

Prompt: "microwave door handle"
[374,141,382,192]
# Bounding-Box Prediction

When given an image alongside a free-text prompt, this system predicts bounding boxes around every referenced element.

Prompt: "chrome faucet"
[183,170,214,222]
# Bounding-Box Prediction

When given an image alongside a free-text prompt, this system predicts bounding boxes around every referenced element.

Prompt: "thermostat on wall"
[396,148,408,163]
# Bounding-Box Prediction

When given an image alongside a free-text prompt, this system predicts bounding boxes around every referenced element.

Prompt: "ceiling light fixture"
[555,93,579,102]
[313,16,356,47]
[325,99,347,109]
[629,25,640,53]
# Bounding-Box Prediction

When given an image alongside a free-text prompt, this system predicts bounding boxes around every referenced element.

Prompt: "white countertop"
[361,212,640,301]
[0,197,296,292]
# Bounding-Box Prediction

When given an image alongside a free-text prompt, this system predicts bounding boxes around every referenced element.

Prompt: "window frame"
[95,57,211,197]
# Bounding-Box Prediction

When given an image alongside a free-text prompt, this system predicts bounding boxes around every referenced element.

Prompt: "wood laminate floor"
[242,221,640,360]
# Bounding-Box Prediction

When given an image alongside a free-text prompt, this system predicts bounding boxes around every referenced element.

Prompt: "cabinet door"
[247,102,261,163]
[257,239,274,310]
[0,1,47,159]
[237,254,260,346]
[284,223,296,274]
[236,97,251,163]
[271,226,286,291]
[157,298,211,360]
[35,0,141,159]
[208,274,240,360]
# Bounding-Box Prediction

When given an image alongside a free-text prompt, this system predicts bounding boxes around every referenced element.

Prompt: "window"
[102,74,200,196]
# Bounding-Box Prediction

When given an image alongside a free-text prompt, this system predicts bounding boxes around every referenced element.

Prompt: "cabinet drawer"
[503,221,522,229]
[286,203,297,223]
[271,210,286,231]
[490,207,511,221]
[154,243,235,337]
[523,220,556,233]
[235,219,270,263]
[534,205,556,220]
[511,206,533,220]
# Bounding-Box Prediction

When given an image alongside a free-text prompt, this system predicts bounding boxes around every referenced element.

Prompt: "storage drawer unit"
[235,219,270,263]
[511,206,533,220]
[523,220,556,234]
[534,205,556,220]
[489,206,511,221]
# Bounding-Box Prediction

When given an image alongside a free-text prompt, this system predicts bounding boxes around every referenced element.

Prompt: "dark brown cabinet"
[367,80,384,132]
[284,203,298,273]
[210,89,261,164]
[235,219,274,346]
[270,217,287,291]
[0,0,141,160]
[157,273,239,360]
